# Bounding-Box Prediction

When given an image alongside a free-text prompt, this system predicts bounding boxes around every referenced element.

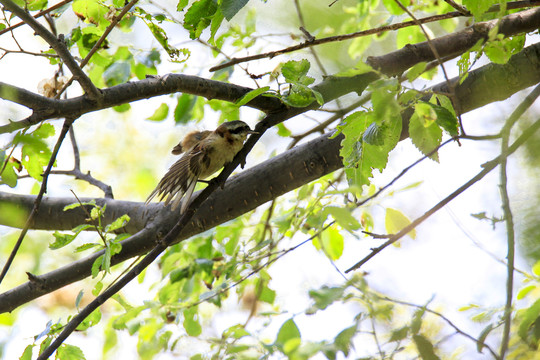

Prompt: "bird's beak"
[248,130,259,135]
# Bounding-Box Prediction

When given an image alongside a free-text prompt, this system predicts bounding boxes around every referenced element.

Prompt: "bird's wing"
[146,147,205,212]
[171,130,212,155]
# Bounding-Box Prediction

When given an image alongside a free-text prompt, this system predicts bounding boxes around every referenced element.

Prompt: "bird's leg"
[197,179,211,184]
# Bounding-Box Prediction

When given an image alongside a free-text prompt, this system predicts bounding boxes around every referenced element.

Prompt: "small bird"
[146,120,256,213]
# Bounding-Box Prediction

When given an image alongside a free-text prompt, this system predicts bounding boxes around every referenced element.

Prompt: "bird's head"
[216,120,257,143]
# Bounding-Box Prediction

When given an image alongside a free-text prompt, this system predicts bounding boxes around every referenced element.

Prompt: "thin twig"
[0,117,75,285]
[443,0,470,15]
[209,1,540,72]
[379,295,500,358]
[498,83,540,358]
[209,11,465,72]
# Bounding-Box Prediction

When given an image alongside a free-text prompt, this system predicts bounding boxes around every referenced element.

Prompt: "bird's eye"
[230,126,249,135]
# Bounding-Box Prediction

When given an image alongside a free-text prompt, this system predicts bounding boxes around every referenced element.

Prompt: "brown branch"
[443,0,470,15]
[210,2,540,72]
[0,74,286,134]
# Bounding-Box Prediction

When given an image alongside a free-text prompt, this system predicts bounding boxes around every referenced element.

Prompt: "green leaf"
[50,232,76,250]
[220,0,249,20]
[382,0,411,15]
[72,0,110,29]
[477,324,493,353]
[75,290,84,309]
[276,318,301,348]
[146,103,169,121]
[413,334,441,360]
[518,298,540,343]
[259,283,276,304]
[223,324,250,339]
[282,59,313,85]
[113,103,131,113]
[103,61,131,87]
[429,97,459,136]
[105,214,130,233]
[406,62,428,81]
[396,25,425,50]
[174,93,197,124]
[0,161,18,187]
[56,343,86,360]
[177,0,189,11]
[183,0,218,39]
[91,255,104,278]
[283,84,317,107]
[517,285,536,300]
[76,308,102,331]
[463,0,498,18]
[334,325,356,356]
[340,110,401,188]
[385,208,416,240]
[276,123,291,137]
[390,326,409,342]
[362,122,384,146]
[484,34,526,64]
[235,86,270,106]
[533,260,540,276]
[308,286,344,311]
[183,308,202,336]
[209,8,224,43]
[322,206,361,232]
[320,226,344,260]
[92,281,103,296]
[20,344,34,360]
[33,123,55,139]
[411,307,425,334]
[409,102,443,161]
[75,243,100,252]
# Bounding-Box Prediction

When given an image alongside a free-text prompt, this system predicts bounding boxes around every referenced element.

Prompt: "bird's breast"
[199,138,244,179]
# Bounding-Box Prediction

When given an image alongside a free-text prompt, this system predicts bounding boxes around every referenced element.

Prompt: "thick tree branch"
[1,41,540,312]
[0,74,286,134]
[366,7,540,76]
